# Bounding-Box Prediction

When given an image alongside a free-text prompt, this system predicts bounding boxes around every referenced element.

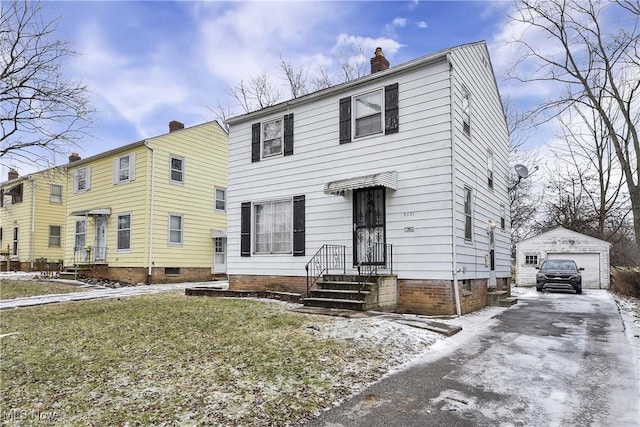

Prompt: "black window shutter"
[339,97,351,144]
[284,113,294,156]
[292,195,305,256]
[385,83,399,134]
[241,202,251,256]
[251,123,261,162]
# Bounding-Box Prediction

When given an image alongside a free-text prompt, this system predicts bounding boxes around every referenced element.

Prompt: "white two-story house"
[225,41,511,315]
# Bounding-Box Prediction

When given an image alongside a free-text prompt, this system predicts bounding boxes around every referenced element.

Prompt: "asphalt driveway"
[305,290,639,427]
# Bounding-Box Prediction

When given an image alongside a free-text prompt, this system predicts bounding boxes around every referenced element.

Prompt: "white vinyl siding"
[227,42,510,281]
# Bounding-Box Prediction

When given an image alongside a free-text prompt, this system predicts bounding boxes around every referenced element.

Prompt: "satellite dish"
[514,164,529,179]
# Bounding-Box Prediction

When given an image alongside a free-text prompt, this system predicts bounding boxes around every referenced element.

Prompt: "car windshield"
[541,260,577,271]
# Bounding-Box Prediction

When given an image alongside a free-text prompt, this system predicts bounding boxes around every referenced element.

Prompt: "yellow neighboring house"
[64,120,228,284]
[0,167,67,272]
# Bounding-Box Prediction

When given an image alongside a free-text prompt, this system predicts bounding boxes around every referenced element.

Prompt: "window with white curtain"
[254,200,292,254]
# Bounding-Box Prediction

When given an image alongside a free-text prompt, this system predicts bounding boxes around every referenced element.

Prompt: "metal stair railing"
[357,243,393,293]
[305,245,346,297]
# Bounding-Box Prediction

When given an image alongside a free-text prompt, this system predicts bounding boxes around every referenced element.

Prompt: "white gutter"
[29,177,36,271]
[144,141,155,284]
[448,53,462,317]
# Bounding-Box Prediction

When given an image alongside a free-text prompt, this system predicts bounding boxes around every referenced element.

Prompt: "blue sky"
[4,0,549,175]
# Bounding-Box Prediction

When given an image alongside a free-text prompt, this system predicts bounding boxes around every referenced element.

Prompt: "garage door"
[547,253,601,289]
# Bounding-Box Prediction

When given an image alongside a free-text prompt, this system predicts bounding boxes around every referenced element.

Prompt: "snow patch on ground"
[0,271,43,280]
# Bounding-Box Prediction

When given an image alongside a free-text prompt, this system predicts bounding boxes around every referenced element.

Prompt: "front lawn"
[0,293,420,426]
[0,280,86,299]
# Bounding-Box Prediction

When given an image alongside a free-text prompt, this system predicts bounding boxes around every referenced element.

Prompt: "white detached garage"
[515,227,611,289]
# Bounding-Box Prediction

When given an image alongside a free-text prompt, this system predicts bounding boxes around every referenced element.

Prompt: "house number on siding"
[403,212,415,217]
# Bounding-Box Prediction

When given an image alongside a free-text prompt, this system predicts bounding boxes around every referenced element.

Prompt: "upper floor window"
[170,155,184,184]
[49,225,61,247]
[462,87,471,136]
[464,187,473,241]
[114,153,136,184]
[73,167,91,193]
[251,114,294,162]
[215,187,226,211]
[339,83,398,144]
[169,214,183,245]
[354,89,383,138]
[262,119,283,158]
[501,204,506,230]
[117,213,131,250]
[487,150,494,189]
[5,183,23,204]
[50,184,63,204]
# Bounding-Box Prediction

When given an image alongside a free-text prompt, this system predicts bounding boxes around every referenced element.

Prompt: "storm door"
[489,228,496,288]
[94,216,107,262]
[353,187,386,265]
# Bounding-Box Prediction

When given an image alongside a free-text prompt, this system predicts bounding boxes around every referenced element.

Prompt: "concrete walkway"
[0,280,228,310]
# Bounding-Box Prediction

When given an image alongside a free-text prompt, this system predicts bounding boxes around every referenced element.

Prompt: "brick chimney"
[370,47,390,74]
[7,168,18,180]
[169,120,185,132]
[68,152,81,162]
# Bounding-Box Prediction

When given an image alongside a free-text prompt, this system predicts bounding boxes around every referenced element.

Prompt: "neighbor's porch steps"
[302,275,376,311]
[487,290,518,307]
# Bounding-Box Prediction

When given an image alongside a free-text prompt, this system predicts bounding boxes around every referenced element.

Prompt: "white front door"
[214,237,227,273]
[94,217,107,262]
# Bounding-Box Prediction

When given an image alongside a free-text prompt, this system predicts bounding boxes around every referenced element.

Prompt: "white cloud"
[392,17,407,27]
[333,34,405,59]
[417,21,428,28]
[73,22,189,138]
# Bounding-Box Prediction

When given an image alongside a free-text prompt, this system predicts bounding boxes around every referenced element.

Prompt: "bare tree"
[508,0,640,256]
[278,54,309,99]
[554,103,630,241]
[229,72,283,114]
[0,0,93,169]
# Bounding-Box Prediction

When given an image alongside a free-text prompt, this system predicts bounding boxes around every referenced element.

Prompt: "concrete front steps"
[487,290,518,307]
[302,275,377,311]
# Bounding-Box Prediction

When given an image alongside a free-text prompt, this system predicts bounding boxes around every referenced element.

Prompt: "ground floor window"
[525,255,538,265]
[254,200,292,254]
[117,214,131,250]
[49,225,61,247]
[12,226,18,256]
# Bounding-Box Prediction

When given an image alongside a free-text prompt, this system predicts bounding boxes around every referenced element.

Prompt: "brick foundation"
[399,278,489,316]
[460,279,488,314]
[84,266,212,285]
[229,275,308,295]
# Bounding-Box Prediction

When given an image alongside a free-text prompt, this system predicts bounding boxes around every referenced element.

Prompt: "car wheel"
[575,287,582,294]
[536,286,543,292]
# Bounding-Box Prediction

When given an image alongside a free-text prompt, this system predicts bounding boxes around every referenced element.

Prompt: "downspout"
[145,141,155,284]
[448,54,462,316]
[29,177,36,271]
